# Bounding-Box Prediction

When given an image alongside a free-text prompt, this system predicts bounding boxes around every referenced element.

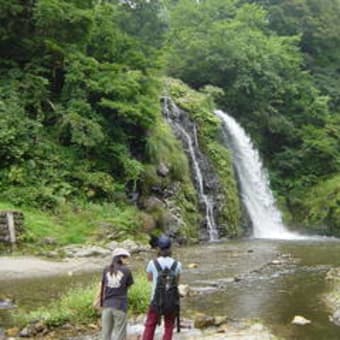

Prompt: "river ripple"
[1,239,340,339]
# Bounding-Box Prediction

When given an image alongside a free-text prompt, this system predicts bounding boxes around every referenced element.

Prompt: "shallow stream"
[1,239,340,339]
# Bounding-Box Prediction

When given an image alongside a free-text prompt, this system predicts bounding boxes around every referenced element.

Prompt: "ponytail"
[109,255,123,275]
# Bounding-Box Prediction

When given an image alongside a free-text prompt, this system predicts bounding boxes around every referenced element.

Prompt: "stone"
[250,322,264,331]
[326,268,340,281]
[5,328,18,337]
[106,241,119,250]
[0,298,15,309]
[214,316,228,326]
[271,260,283,265]
[330,309,340,326]
[63,245,110,258]
[157,162,170,177]
[140,212,156,232]
[188,263,198,269]
[194,313,215,329]
[178,284,191,297]
[143,196,164,212]
[291,315,311,325]
[41,237,57,245]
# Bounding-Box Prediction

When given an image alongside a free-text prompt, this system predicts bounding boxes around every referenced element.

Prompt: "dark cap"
[157,235,171,249]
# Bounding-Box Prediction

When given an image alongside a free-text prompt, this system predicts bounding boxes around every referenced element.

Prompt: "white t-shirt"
[146,256,182,300]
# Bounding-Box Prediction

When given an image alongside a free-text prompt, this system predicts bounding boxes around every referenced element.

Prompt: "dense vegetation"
[0,0,339,243]
[165,0,340,233]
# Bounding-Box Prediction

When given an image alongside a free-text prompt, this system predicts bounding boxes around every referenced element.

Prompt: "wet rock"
[162,211,184,236]
[19,326,33,337]
[142,196,164,212]
[5,328,18,337]
[178,284,191,297]
[62,245,110,258]
[250,322,265,331]
[118,240,150,254]
[291,315,311,325]
[17,321,48,338]
[194,313,215,329]
[45,251,59,258]
[188,263,198,269]
[106,241,119,250]
[140,212,156,232]
[214,316,228,326]
[157,163,170,177]
[326,268,340,281]
[0,298,15,309]
[41,237,58,246]
[271,260,283,265]
[218,277,236,285]
[330,310,340,326]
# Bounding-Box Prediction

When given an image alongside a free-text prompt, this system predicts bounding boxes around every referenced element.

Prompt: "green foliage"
[0,0,162,219]
[145,119,190,180]
[0,201,142,246]
[290,175,340,235]
[1,0,339,239]
[142,111,200,239]
[12,273,151,328]
[165,0,339,233]
[128,272,152,314]
[167,78,242,236]
[248,0,340,107]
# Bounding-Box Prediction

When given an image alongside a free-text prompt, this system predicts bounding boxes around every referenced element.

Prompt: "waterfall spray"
[216,109,302,239]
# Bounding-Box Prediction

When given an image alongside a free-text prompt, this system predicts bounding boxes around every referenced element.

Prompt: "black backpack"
[152,259,181,332]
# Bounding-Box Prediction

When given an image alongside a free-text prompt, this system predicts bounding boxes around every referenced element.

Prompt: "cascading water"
[163,97,219,241]
[215,109,301,239]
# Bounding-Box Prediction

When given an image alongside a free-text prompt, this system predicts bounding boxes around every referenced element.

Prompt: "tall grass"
[12,273,151,328]
[0,201,142,245]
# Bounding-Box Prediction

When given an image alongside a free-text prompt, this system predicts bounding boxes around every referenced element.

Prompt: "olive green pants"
[102,307,127,340]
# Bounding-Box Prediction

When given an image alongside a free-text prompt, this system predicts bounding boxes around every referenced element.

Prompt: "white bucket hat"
[112,248,131,258]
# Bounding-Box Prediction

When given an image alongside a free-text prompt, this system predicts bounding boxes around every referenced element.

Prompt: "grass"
[0,200,143,246]
[12,273,151,329]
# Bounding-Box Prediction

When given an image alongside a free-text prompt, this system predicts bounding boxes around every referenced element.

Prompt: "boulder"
[291,315,311,325]
[330,310,340,326]
[178,284,191,297]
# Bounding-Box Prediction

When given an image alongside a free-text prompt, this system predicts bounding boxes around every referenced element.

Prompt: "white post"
[6,212,16,244]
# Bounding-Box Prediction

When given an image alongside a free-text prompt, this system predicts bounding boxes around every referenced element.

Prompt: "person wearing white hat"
[100,247,133,340]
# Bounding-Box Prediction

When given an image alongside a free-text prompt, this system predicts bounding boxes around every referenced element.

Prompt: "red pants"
[142,306,176,340]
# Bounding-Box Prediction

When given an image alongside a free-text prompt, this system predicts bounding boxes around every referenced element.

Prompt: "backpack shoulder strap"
[170,260,178,271]
[153,259,162,272]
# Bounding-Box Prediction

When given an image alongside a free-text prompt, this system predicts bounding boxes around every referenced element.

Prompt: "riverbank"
[0,255,109,280]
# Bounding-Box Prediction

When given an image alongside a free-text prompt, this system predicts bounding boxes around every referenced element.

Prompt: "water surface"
[1,239,340,339]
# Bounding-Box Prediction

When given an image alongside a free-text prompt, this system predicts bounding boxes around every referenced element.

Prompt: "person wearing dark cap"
[142,235,182,340]
[100,248,134,340]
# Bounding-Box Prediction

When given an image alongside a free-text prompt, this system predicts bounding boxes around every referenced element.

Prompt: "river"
[1,239,340,339]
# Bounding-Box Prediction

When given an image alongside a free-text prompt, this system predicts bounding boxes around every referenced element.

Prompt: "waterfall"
[163,97,219,241]
[215,109,300,239]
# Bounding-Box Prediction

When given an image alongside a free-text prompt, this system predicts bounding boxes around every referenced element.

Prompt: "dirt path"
[0,255,110,280]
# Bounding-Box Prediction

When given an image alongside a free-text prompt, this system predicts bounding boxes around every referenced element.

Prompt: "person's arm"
[147,272,153,281]
[146,260,154,281]
[100,269,106,307]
